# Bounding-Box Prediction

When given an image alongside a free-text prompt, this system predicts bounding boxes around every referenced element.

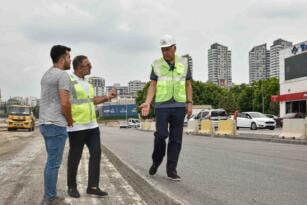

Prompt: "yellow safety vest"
[152,55,188,103]
[69,74,96,124]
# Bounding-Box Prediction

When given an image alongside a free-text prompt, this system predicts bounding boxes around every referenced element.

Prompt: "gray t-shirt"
[39,67,71,127]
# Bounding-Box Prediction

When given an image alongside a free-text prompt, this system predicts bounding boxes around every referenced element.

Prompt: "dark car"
[279,112,306,127]
[265,114,282,128]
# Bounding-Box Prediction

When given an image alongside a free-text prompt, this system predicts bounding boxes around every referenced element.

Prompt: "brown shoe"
[51,197,70,205]
[86,187,108,197]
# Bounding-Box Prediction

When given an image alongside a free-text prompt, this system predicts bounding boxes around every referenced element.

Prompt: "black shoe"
[86,187,108,197]
[167,171,181,181]
[68,187,80,198]
[149,164,158,175]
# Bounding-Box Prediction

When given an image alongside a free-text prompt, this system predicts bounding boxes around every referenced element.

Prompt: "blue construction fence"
[98,104,138,118]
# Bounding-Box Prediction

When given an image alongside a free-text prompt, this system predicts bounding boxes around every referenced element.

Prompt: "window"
[285,52,307,80]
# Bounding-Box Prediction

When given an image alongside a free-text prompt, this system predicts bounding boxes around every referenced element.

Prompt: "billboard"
[98,104,138,118]
[285,52,307,80]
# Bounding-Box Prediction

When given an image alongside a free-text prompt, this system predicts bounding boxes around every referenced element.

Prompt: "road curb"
[102,144,184,205]
[136,129,307,145]
[195,133,307,145]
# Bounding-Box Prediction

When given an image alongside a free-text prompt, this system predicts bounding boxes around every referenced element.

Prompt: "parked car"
[119,121,129,128]
[184,114,194,127]
[188,108,228,127]
[127,118,140,128]
[190,109,210,121]
[279,112,306,127]
[237,112,276,130]
[265,114,282,128]
[209,109,228,127]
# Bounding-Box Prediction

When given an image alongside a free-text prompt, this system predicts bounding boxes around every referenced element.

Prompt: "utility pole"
[260,66,265,113]
[125,98,128,122]
[262,80,264,113]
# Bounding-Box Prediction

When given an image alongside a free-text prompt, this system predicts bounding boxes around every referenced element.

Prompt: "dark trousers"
[67,127,101,188]
[152,107,186,173]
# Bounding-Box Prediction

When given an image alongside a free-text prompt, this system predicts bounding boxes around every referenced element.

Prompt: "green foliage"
[135,82,155,119]
[32,105,40,118]
[135,78,280,117]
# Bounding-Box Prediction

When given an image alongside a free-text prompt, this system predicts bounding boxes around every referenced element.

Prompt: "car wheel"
[251,122,257,130]
[269,127,275,130]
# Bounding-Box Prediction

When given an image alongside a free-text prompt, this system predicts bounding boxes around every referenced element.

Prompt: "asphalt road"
[101,126,307,205]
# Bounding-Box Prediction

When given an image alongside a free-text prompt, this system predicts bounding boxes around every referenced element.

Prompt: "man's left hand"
[108,88,117,99]
[186,103,192,119]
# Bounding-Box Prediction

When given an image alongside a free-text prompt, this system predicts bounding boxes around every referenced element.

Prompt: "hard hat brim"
[160,43,175,48]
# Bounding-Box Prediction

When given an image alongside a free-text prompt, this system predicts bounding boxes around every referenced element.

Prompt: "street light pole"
[262,80,264,113]
[260,66,265,113]
[125,98,128,122]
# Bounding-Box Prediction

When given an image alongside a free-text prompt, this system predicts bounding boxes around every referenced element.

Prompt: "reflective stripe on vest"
[69,74,96,125]
[152,55,188,103]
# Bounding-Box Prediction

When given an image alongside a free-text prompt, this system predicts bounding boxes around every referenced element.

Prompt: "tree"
[237,84,254,112]
[250,78,279,114]
[191,81,226,108]
[135,82,155,119]
[135,78,280,117]
[218,92,238,113]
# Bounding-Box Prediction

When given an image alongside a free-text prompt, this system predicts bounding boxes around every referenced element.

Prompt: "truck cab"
[7,105,35,131]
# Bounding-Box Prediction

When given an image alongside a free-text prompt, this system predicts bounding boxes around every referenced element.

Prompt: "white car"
[236,112,276,130]
[127,118,140,128]
[188,108,228,127]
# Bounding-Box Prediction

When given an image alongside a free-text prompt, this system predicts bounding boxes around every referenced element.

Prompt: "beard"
[63,61,71,70]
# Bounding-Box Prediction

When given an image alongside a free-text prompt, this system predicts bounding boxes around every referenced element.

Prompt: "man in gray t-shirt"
[39,68,71,126]
[39,45,72,205]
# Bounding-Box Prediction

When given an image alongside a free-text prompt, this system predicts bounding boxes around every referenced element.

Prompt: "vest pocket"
[156,81,168,102]
[174,81,186,102]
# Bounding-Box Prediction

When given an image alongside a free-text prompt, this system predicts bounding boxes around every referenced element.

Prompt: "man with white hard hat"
[139,34,193,181]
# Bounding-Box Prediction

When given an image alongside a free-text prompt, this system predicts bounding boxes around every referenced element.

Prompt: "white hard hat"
[160,34,176,48]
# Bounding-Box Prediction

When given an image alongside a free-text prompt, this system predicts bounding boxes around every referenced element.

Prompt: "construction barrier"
[185,120,199,134]
[139,121,146,130]
[279,119,307,140]
[143,121,151,131]
[215,120,236,136]
[199,120,214,136]
[149,122,156,131]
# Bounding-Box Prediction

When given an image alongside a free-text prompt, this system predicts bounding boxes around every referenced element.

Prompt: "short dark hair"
[73,55,88,70]
[50,45,71,63]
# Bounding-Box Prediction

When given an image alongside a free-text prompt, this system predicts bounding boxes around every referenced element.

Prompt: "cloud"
[1,0,307,100]
[21,0,161,52]
[249,0,307,19]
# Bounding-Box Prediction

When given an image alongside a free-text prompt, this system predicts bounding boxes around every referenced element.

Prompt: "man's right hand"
[67,118,74,127]
[139,102,150,117]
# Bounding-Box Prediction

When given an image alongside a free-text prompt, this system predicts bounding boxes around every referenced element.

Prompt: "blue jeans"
[40,124,68,200]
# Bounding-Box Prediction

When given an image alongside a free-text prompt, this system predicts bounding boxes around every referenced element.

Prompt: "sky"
[0,0,307,99]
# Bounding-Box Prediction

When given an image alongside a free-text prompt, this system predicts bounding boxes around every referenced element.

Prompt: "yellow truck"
[7,105,35,131]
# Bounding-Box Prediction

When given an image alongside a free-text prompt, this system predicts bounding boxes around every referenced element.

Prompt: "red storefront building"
[271,41,307,117]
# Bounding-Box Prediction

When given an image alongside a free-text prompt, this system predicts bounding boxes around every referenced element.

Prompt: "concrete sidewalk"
[0,131,147,205]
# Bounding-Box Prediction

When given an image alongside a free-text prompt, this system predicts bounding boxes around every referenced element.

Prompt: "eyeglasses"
[81,63,91,68]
